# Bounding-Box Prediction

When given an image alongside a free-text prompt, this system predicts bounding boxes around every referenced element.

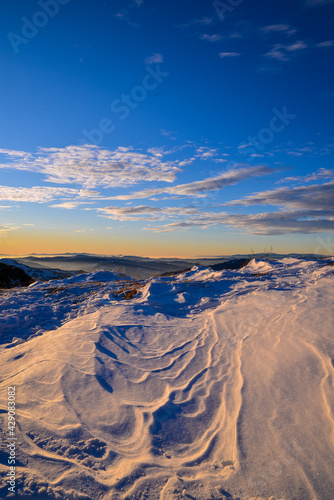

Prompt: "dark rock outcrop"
[0,263,35,289]
[210,258,251,271]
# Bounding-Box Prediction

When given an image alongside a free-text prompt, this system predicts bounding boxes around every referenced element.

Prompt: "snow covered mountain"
[0,258,334,499]
[0,259,76,282]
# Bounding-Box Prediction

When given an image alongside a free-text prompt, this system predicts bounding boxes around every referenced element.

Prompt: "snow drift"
[0,259,334,499]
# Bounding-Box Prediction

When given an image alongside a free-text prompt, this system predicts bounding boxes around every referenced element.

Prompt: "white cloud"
[97,205,199,222]
[195,147,219,159]
[265,47,290,61]
[219,52,240,58]
[50,201,94,209]
[147,147,164,157]
[145,53,164,65]
[264,41,307,62]
[261,24,297,35]
[285,41,308,51]
[316,40,334,47]
[264,39,329,63]
[178,158,196,166]
[0,148,28,158]
[0,145,180,189]
[0,185,79,203]
[200,34,222,42]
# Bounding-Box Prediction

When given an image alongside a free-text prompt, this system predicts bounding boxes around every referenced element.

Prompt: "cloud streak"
[223,181,334,211]
[141,182,334,235]
[109,165,274,200]
[219,52,240,58]
[261,24,297,35]
[144,209,334,235]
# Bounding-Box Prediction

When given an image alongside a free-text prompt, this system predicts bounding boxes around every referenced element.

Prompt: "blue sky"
[0,0,334,256]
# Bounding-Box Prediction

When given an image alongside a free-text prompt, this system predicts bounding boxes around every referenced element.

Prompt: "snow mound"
[241,258,276,274]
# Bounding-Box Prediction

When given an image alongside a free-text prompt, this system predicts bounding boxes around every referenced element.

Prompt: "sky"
[0,0,334,257]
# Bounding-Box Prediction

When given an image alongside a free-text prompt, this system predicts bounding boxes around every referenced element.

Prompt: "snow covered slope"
[0,259,334,499]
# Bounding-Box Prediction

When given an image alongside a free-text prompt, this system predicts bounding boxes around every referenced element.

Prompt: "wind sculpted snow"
[0,259,334,499]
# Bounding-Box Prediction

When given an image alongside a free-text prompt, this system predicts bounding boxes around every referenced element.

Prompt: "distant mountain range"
[0,252,328,280]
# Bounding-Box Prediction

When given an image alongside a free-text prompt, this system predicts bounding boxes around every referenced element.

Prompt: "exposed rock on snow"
[0,263,34,289]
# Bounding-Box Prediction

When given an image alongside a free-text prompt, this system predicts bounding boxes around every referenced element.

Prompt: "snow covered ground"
[0,258,334,499]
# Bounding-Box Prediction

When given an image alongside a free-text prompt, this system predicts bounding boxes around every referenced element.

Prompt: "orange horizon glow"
[0,228,322,259]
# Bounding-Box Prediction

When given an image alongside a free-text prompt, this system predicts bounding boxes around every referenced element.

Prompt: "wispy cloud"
[0,225,20,234]
[0,185,80,203]
[160,129,177,140]
[285,40,308,51]
[109,165,274,200]
[316,40,334,47]
[200,34,222,42]
[195,147,218,159]
[145,53,164,65]
[145,209,334,235]
[179,17,213,29]
[223,181,334,211]
[221,210,334,235]
[178,158,196,166]
[143,180,334,235]
[50,201,94,209]
[115,8,141,27]
[265,41,307,62]
[219,52,240,58]
[0,148,28,158]
[277,168,334,184]
[264,38,332,63]
[264,48,290,61]
[0,145,180,189]
[261,24,297,35]
[97,205,199,223]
